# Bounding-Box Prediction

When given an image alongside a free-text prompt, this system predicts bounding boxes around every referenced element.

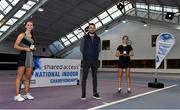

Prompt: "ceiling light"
[144,24,147,27]
[105,29,109,32]
[142,21,147,27]
[122,20,127,23]
[38,8,44,12]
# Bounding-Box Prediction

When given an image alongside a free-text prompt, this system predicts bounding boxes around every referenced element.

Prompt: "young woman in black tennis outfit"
[115,35,134,93]
[14,20,35,101]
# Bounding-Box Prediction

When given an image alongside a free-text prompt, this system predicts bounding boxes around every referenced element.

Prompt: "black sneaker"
[127,90,131,93]
[117,89,121,93]
[117,88,122,93]
[93,93,101,99]
[81,94,86,100]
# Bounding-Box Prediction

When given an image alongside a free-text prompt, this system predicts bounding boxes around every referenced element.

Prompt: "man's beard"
[89,31,95,34]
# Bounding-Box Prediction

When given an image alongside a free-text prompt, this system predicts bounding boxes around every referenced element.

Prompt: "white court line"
[88,84,178,110]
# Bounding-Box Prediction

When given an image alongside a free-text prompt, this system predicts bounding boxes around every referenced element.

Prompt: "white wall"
[99,21,180,60]
[64,21,180,60]
[0,40,51,56]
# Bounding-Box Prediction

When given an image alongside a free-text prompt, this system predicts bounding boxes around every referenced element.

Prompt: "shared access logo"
[34,57,41,69]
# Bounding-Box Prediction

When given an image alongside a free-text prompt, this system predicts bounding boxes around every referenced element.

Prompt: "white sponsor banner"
[155,32,175,69]
[23,58,81,88]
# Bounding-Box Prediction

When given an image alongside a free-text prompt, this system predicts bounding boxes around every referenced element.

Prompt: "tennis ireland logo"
[155,32,175,69]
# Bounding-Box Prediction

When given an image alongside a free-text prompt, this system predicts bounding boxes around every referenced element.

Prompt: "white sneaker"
[81,97,86,100]
[23,93,34,100]
[14,94,25,102]
[127,88,131,93]
[117,88,122,93]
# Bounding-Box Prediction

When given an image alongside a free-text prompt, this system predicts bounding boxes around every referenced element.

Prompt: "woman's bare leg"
[117,68,123,90]
[24,67,32,94]
[125,67,131,92]
[15,66,25,95]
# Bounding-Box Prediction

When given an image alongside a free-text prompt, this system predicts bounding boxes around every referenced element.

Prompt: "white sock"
[118,88,122,90]
[128,88,131,91]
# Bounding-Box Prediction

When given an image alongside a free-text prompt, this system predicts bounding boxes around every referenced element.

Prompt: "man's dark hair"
[89,23,96,27]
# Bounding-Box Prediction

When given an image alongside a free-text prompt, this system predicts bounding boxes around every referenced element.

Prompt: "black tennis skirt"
[118,57,131,68]
[18,51,26,67]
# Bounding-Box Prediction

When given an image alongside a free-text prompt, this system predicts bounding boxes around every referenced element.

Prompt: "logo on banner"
[155,32,175,69]
[34,57,41,69]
